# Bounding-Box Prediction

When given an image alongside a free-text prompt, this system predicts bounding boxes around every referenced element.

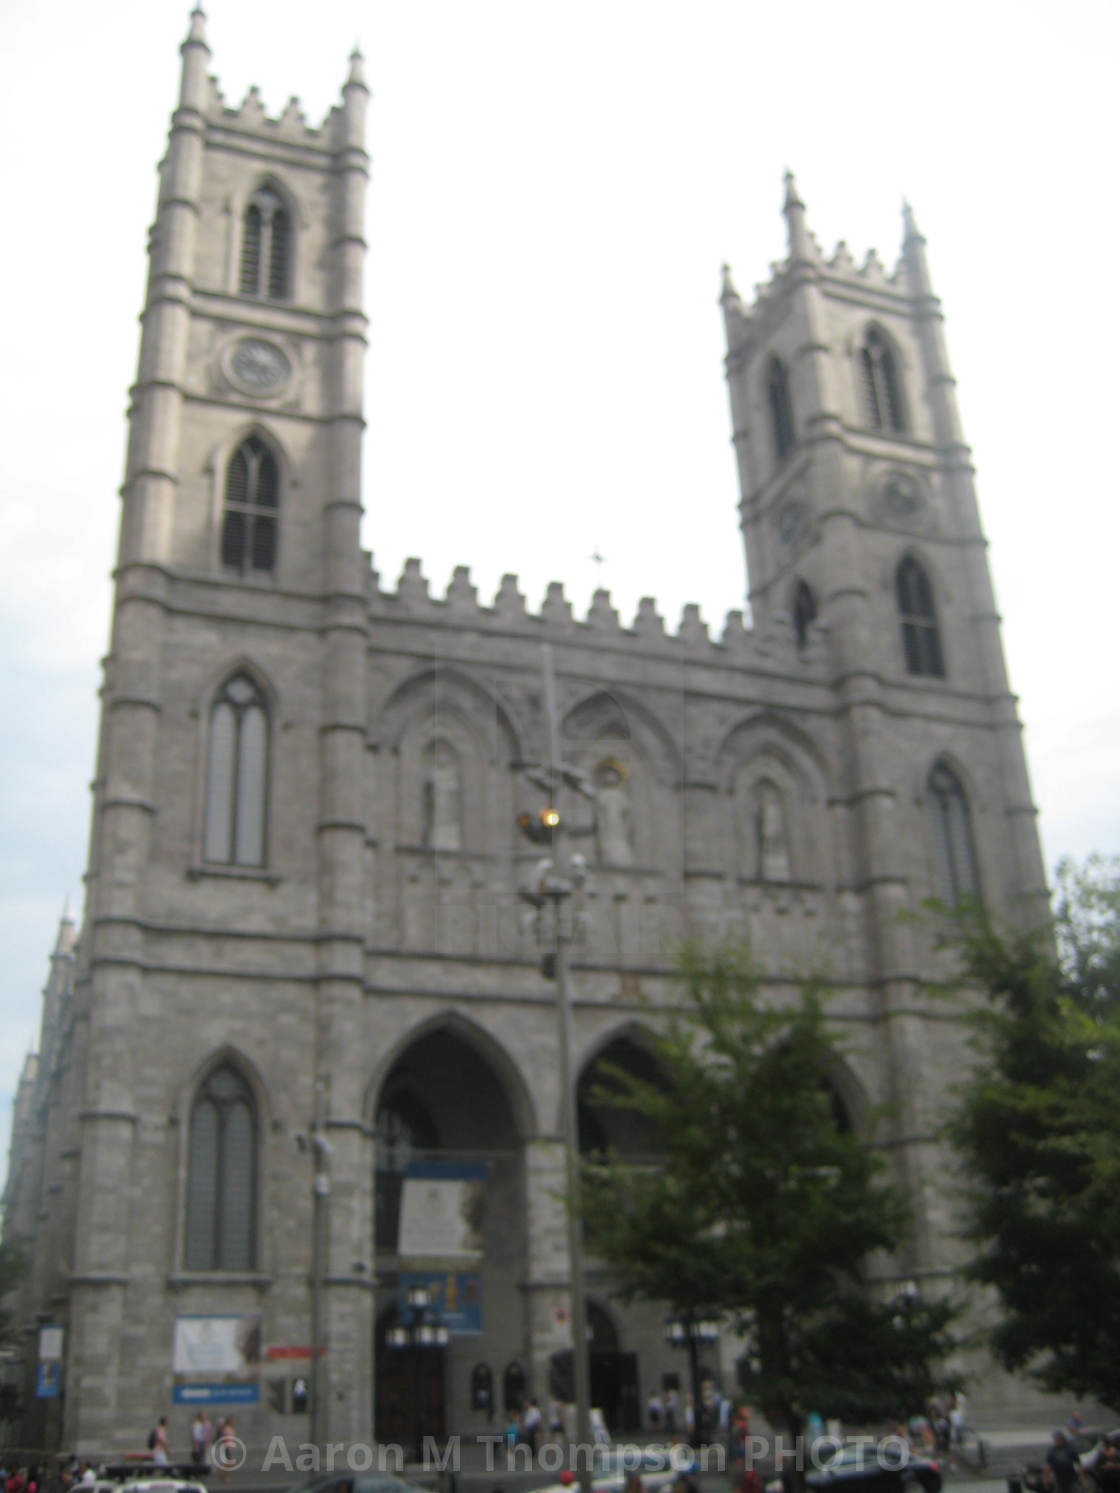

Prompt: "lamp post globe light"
[664,1311,720,1443]
[387,1283,449,1462]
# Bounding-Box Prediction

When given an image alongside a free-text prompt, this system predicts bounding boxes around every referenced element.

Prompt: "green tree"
[577,945,955,1438]
[946,855,1120,1409]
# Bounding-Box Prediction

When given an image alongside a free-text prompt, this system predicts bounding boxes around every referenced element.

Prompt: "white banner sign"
[398,1163,485,1259]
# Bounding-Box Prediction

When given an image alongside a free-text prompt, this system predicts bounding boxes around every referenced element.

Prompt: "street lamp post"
[518,643,594,1493]
[664,1311,720,1444]
[387,1284,449,1464]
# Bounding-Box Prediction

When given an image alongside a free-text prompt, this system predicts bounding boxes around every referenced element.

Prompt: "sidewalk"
[223,1424,1061,1493]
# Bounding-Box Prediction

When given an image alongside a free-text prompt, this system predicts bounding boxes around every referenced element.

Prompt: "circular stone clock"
[227,337,291,394]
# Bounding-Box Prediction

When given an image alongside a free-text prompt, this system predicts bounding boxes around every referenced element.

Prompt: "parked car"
[765,1442,941,1493]
[86,1465,210,1493]
[531,1443,699,1493]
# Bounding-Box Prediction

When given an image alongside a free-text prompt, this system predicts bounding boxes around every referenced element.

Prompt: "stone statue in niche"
[756,779,791,882]
[422,739,463,851]
[595,756,633,865]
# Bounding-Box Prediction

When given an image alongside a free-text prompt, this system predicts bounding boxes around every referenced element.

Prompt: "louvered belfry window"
[221,436,279,577]
[859,328,906,433]
[203,673,269,867]
[928,761,980,906]
[896,556,944,677]
[185,1064,257,1272]
[767,356,796,461]
[792,579,817,651]
[239,185,291,300]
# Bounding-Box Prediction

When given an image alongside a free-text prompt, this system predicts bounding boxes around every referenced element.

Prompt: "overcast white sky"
[1,0,1117,1159]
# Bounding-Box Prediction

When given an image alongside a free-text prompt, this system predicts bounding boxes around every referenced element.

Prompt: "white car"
[532,1443,699,1493]
[86,1464,210,1493]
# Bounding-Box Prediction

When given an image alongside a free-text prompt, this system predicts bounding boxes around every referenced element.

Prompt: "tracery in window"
[767,355,796,462]
[896,556,944,678]
[203,673,269,867]
[185,1063,257,1271]
[221,436,279,577]
[239,185,291,300]
[927,760,980,905]
[859,328,906,433]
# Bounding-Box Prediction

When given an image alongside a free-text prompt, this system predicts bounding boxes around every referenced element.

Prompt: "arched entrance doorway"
[375,1302,447,1456]
[373,1024,527,1444]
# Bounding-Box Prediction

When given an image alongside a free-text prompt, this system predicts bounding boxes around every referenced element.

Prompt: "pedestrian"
[548,1399,565,1446]
[949,1393,966,1448]
[1044,1430,1083,1493]
[213,1416,235,1483]
[150,1417,169,1466]
[522,1398,541,1454]
[664,1387,679,1437]
[504,1410,519,1450]
[647,1391,663,1431]
[191,1410,213,1467]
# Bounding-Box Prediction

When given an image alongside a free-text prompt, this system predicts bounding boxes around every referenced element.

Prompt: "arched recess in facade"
[551,1026,668,1433]
[373,664,525,954]
[369,1014,534,1446]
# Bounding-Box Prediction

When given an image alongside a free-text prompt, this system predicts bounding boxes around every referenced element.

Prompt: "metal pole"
[540,644,594,1493]
[310,1079,328,1450]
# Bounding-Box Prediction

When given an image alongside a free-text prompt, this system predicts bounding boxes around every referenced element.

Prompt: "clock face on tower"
[227,337,291,394]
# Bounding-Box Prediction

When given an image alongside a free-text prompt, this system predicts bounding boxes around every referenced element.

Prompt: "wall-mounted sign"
[399,1161,486,1259]
[172,1314,261,1405]
[397,1270,483,1335]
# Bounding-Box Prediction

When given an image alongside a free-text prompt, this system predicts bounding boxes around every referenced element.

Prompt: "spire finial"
[720,262,740,304]
[902,198,923,245]
[783,169,803,213]
[187,5,208,46]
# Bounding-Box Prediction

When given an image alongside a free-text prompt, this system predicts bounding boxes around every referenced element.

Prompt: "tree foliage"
[947,855,1120,1409]
[577,944,955,1433]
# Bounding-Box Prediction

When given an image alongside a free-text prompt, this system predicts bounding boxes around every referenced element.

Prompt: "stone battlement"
[203,77,345,145]
[367,557,828,668]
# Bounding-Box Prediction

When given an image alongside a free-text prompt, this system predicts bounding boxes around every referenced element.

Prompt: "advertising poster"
[398,1161,485,1259]
[397,1269,483,1335]
[36,1324,63,1399]
[172,1314,261,1405]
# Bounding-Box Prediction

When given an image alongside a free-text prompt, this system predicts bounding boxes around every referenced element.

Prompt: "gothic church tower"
[66,8,373,1448]
[721,173,1048,1267]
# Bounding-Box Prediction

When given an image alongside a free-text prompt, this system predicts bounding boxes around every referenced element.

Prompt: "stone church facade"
[3,9,1048,1458]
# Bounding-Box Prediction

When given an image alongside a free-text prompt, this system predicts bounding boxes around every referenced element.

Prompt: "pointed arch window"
[927,761,980,906]
[221,436,279,577]
[185,1064,257,1271]
[896,556,944,677]
[239,185,291,300]
[767,356,796,462]
[859,328,906,433]
[792,579,817,651]
[203,673,269,867]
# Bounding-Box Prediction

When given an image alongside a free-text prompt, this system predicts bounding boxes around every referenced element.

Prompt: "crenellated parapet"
[367,556,827,675]
[200,74,352,150]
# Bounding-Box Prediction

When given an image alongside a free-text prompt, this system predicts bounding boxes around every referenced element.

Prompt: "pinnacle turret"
[719,262,740,304]
[186,5,208,48]
[782,169,814,263]
[346,45,368,91]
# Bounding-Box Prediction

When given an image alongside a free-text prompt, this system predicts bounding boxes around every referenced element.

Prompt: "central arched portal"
[373,1023,528,1445]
